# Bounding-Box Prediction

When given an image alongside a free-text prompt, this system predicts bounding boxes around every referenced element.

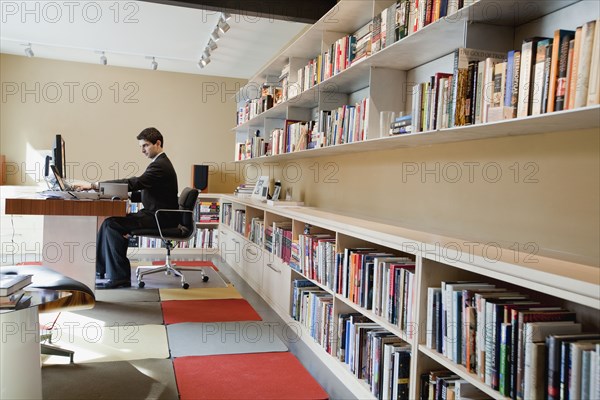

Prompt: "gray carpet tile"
[94,288,160,303]
[42,359,178,399]
[67,300,164,326]
[167,321,289,357]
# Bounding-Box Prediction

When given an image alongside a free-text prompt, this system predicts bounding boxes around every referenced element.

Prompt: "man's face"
[139,139,161,159]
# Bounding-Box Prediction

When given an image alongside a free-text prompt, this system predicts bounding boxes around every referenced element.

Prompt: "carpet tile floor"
[41,256,329,399]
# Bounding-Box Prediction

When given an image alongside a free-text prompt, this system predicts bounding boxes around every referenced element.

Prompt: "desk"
[5,198,127,290]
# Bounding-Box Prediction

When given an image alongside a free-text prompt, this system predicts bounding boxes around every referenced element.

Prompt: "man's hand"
[72,182,97,191]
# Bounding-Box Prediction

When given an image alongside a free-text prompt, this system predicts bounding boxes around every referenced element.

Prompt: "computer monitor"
[52,134,66,180]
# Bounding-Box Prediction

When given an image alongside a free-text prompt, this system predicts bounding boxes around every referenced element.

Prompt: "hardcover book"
[0,274,33,296]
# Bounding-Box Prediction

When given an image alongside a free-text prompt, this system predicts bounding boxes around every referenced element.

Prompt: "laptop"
[98,182,129,200]
[48,165,100,200]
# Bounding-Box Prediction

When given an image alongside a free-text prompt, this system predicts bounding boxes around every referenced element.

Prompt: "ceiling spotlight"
[24,44,34,57]
[218,17,230,34]
[150,57,158,70]
[199,55,211,68]
[99,51,107,65]
[222,12,231,21]
[202,49,211,59]
[211,27,220,42]
[208,38,218,51]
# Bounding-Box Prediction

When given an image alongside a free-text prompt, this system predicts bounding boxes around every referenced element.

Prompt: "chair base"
[136,261,209,289]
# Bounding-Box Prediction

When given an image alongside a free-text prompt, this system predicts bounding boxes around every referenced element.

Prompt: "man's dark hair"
[137,127,164,146]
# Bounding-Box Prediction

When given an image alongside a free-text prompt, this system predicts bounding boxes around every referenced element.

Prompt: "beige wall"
[0,54,245,193]
[249,128,600,266]
[2,54,598,266]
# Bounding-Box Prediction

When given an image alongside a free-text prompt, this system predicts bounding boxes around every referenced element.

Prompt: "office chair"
[133,187,208,289]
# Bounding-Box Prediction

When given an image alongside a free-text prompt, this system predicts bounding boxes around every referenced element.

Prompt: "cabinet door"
[219,227,241,272]
[262,256,291,315]
[241,241,263,290]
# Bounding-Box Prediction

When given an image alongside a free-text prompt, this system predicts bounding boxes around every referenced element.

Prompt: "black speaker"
[192,165,209,192]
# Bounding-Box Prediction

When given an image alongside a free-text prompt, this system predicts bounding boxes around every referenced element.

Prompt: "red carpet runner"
[161,261,328,400]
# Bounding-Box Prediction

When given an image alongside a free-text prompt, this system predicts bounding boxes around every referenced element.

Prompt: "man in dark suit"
[95,127,179,289]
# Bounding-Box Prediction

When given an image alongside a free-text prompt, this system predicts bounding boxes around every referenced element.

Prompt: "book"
[515,309,576,400]
[569,340,600,400]
[566,27,582,110]
[587,18,600,105]
[547,333,600,400]
[0,274,33,296]
[450,48,506,127]
[517,37,549,117]
[531,39,552,115]
[0,290,26,309]
[573,19,597,108]
[548,29,575,112]
[522,321,582,400]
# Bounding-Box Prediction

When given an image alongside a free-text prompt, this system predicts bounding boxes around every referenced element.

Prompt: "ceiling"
[0,0,312,79]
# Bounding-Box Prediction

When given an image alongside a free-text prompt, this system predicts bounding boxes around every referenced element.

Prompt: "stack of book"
[233,183,255,198]
[0,274,33,309]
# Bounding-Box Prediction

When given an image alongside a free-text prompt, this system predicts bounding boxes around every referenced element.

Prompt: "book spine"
[540,43,554,114]
[548,35,573,112]
[499,322,512,396]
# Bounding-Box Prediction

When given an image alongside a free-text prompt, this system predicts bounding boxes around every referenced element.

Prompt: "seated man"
[92,127,179,289]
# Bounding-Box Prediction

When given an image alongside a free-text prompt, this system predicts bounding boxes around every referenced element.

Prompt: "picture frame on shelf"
[252,176,269,200]
[272,185,281,201]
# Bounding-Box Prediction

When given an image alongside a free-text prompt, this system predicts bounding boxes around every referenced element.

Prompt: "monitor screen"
[52,134,66,180]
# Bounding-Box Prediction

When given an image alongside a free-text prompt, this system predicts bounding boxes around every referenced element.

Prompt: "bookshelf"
[211,194,599,399]
[233,0,599,160]
[222,0,598,398]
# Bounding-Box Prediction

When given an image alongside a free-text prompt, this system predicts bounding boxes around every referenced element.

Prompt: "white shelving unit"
[222,0,599,398]
[233,0,599,160]
[212,194,599,399]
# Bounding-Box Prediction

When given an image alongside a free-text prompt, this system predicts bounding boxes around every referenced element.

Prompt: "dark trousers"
[96,212,156,281]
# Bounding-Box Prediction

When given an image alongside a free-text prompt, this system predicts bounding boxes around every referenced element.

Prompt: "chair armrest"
[154,209,195,240]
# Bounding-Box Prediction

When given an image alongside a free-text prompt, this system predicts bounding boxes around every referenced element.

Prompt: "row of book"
[239,0,478,126]
[295,0,474,94]
[236,85,282,126]
[419,370,489,400]
[235,97,370,160]
[248,217,264,247]
[288,236,419,335]
[182,228,218,249]
[221,204,246,236]
[412,19,600,132]
[265,221,293,264]
[127,228,218,249]
[291,279,412,400]
[425,280,600,399]
[194,201,219,223]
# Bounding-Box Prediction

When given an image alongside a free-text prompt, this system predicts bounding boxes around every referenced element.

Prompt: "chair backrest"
[179,187,199,227]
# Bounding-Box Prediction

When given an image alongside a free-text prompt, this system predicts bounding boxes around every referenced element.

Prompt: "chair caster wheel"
[138,281,145,288]
[202,275,209,282]
[182,283,189,289]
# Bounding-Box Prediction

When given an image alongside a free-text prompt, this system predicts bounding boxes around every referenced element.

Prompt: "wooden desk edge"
[5,198,127,217]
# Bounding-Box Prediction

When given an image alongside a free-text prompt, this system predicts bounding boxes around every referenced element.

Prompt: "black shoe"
[96,279,131,289]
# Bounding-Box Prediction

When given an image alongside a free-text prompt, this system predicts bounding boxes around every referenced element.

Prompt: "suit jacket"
[109,153,179,214]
